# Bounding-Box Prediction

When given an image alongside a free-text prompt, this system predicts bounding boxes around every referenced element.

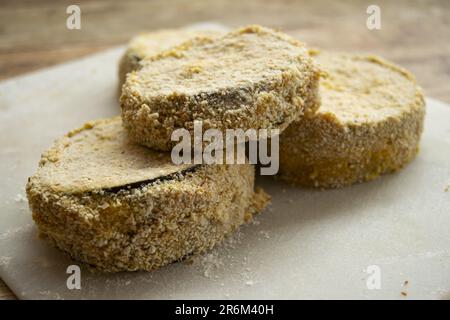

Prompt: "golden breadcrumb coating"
[279,50,426,188]
[118,28,224,90]
[121,25,321,151]
[26,117,270,272]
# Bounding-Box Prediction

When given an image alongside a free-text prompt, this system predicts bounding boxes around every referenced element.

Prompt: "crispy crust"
[120,25,321,151]
[26,119,270,272]
[118,29,224,91]
[279,50,426,188]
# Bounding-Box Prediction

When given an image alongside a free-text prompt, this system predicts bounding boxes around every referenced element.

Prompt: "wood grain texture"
[0,279,15,300]
[0,0,449,299]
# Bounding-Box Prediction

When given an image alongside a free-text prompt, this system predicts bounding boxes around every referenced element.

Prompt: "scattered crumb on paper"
[194,230,243,278]
[0,256,12,267]
[259,230,270,239]
[0,224,33,241]
[38,290,63,300]
[14,193,26,203]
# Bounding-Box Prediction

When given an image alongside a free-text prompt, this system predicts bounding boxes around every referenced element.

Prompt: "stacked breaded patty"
[279,50,425,188]
[27,117,269,272]
[26,24,426,274]
[120,25,321,151]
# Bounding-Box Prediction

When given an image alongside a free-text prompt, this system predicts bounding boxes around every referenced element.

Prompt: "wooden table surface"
[1,0,449,300]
